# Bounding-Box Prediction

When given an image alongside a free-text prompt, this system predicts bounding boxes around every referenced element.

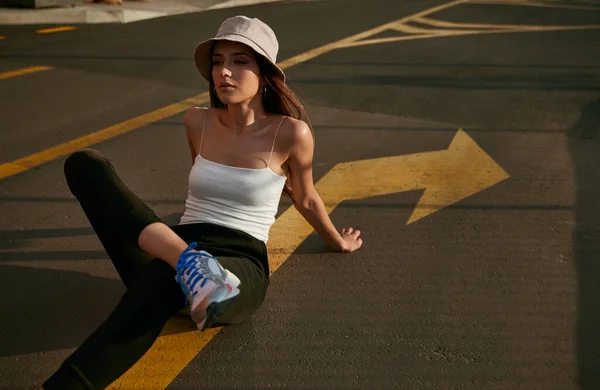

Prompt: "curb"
[0,0,282,25]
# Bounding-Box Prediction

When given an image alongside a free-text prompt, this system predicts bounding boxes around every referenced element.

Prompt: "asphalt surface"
[1,0,600,389]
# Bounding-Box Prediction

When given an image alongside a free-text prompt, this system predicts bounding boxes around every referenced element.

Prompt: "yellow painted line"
[391,22,439,34]
[0,0,468,182]
[277,0,469,69]
[0,65,52,81]
[0,94,210,180]
[339,34,448,47]
[36,26,77,34]
[339,23,600,48]
[412,16,522,29]
[469,0,600,11]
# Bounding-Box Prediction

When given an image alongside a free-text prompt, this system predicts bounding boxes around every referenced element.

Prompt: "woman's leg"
[64,149,162,287]
[44,150,189,389]
[65,149,190,279]
[210,256,269,326]
[43,258,186,390]
[42,255,268,390]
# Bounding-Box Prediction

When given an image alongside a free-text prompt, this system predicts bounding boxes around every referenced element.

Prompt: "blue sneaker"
[176,242,241,331]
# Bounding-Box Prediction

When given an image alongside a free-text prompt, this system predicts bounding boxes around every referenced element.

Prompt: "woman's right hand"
[339,227,363,253]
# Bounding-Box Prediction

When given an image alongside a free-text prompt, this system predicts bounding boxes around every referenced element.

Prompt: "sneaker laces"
[176,242,220,306]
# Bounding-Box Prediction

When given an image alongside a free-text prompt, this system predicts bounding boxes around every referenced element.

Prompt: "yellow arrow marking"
[109,129,508,388]
[269,129,509,268]
[313,129,509,225]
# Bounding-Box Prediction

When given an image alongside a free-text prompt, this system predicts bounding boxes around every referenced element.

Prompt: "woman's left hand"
[338,227,363,253]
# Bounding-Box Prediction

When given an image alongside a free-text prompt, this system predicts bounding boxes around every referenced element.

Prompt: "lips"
[218,82,235,88]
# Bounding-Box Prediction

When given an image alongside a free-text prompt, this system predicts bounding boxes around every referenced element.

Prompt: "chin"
[219,97,255,106]
[218,97,239,105]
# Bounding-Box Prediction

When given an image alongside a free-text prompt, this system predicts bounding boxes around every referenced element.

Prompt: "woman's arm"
[285,119,363,253]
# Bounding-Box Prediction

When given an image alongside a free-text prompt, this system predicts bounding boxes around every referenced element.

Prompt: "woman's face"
[211,40,263,105]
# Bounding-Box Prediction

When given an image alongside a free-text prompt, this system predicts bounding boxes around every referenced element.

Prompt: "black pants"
[43,150,269,390]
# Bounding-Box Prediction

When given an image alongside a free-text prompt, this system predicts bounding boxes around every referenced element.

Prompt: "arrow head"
[406,129,509,224]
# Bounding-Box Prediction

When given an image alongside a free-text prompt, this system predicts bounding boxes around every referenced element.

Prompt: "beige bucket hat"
[193,15,286,83]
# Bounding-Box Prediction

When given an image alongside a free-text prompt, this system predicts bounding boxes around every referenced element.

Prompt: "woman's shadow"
[567,97,600,389]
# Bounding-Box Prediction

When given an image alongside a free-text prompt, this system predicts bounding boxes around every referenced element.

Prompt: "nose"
[219,64,232,78]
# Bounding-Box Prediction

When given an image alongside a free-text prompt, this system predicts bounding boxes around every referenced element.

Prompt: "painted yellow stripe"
[469,0,600,11]
[391,22,438,34]
[340,24,600,49]
[277,0,469,69]
[412,16,521,29]
[36,26,77,34]
[0,65,52,81]
[0,93,210,180]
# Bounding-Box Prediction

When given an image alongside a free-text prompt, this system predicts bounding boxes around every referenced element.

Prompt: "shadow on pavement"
[0,265,124,357]
[0,213,183,253]
[566,97,600,389]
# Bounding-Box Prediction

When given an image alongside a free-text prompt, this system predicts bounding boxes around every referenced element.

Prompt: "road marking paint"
[391,22,437,34]
[469,0,600,11]
[0,65,52,81]
[0,94,210,180]
[270,128,508,266]
[277,0,469,69]
[339,20,600,49]
[36,26,77,34]
[338,34,444,47]
[412,16,518,29]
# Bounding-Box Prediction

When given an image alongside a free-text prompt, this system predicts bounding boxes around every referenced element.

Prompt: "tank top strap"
[199,109,208,158]
[268,116,287,166]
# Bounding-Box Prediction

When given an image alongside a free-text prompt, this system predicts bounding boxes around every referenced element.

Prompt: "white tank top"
[179,111,288,243]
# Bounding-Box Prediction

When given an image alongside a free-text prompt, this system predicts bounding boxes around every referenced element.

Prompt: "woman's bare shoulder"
[184,107,209,129]
[280,117,313,150]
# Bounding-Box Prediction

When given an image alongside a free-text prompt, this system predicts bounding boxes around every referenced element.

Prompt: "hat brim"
[193,35,286,83]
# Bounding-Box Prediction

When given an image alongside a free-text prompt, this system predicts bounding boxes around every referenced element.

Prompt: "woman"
[42,15,363,390]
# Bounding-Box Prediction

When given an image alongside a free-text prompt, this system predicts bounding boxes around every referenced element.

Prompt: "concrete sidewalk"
[0,0,282,25]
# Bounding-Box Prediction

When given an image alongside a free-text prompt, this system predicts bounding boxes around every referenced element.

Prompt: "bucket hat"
[193,15,286,83]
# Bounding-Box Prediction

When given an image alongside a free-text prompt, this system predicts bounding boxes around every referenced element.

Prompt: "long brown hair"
[207,48,314,205]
